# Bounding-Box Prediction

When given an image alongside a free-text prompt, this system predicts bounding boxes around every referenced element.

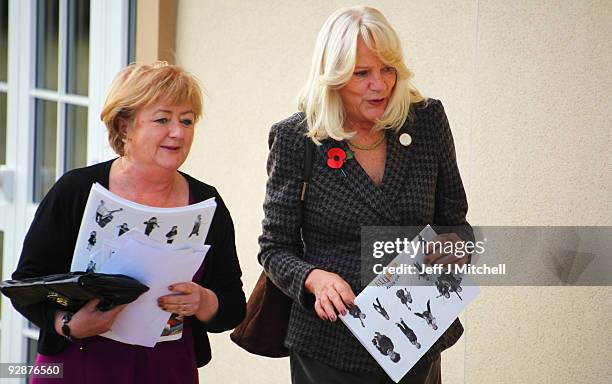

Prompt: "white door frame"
[0,0,129,371]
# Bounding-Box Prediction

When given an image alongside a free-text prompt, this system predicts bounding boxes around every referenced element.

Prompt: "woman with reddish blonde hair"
[12,62,245,383]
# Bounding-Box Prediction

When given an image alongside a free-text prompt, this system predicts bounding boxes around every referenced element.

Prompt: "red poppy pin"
[327,147,354,169]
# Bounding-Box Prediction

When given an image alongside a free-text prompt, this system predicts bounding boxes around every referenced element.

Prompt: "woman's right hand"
[304,269,355,322]
[54,299,126,339]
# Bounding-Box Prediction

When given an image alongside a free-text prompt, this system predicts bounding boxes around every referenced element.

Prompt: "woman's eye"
[155,118,169,124]
[181,119,193,126]
[383,66,396,74]
[354,70,368,77]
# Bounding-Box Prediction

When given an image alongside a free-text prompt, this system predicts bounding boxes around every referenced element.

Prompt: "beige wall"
[174,1,612,383]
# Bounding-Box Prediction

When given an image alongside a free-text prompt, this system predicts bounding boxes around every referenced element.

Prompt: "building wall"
[174,1,612,383]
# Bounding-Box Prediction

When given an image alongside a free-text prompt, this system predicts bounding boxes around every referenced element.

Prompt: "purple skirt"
[32,318,198,384]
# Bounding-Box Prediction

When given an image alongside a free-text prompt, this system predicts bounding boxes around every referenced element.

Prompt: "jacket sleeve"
[257,120,317,309]
[431,100,475,245]
[11,174,79,349]
[198,194,247,333]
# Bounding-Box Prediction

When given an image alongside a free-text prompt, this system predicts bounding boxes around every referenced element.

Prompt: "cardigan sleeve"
[257,118,317,310]
[430,100,474,244]
[11,171,83,349]
[197,193,247,332]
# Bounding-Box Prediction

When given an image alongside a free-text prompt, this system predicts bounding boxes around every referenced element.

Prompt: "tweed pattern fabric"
[258,98,471,373]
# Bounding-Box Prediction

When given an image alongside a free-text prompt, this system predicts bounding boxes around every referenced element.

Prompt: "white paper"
[98,231,209,347]
[340,226,480,383]
[71,182,216,273]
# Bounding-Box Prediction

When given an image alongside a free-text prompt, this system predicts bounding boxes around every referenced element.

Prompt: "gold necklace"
[347,132,386,151]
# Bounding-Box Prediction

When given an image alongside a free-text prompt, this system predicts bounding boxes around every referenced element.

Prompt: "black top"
[12,159,246,367]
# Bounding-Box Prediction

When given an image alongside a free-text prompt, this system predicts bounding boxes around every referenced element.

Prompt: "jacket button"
[399,133,412,147]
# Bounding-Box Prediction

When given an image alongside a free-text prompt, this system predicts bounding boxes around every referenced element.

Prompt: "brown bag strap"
[299,137,315,205]
[230,137,316,358]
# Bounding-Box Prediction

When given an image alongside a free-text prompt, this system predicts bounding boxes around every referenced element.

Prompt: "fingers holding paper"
[157,282,219,321]
[158,282,200,316]
[305,269,356,322]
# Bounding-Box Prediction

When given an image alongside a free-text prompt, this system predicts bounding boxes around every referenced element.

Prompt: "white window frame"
[0,0,130,370]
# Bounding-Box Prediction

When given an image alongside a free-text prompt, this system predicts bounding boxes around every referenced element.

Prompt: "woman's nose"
[169,120,184,138]
[369,72,385,91]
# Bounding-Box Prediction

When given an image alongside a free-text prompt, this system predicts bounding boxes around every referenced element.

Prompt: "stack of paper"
[70,183,216,347]
[99,231,208,347]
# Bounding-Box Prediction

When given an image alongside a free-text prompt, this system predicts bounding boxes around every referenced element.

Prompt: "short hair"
[100,61,204,156]
[297,6,424,142]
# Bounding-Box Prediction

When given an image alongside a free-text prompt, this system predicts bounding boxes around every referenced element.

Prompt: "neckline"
[339,130,394,189]
[102,158,195,206]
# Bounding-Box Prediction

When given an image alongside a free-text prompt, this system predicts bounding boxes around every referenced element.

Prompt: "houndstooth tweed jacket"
[258,98,472,373]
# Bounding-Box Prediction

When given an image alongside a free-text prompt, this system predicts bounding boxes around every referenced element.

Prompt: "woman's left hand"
[157,282,218,321]
[423,233,469,267]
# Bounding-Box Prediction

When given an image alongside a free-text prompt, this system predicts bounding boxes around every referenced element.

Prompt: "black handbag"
[230,136,315,357]
[1,271,149,312]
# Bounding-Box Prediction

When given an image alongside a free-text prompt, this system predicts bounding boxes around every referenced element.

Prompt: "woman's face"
[338,39,397,129]
[123,100,195,171]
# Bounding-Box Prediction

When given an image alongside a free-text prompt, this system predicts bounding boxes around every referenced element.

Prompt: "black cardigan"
[11,159,246,367]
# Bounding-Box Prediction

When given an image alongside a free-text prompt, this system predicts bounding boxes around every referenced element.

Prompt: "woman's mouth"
[367,98,386,106]
[161,145,180,151]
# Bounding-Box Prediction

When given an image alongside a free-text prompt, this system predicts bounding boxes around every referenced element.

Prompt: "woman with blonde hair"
[12,62,246,383]
[258,6,472,383]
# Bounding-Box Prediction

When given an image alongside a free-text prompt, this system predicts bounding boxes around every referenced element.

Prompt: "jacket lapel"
[317,134,398,223]
[381,119,419,219]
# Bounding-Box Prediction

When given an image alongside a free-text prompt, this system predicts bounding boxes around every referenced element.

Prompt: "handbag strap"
[299,137,315,207]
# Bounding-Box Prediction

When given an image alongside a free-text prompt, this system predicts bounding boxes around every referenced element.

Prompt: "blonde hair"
[298,6,424,142]
[100,61,204,155]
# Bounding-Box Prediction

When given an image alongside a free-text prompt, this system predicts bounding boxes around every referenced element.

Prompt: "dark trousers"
[290,351,441,384]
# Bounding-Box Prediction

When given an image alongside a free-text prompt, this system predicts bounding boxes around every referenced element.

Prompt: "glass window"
[0,92,6,165]
[66,0,89,96]
[127,0,136,64]
[26,337,38,376]
[65,104,87,171]
[35,0,59,91]
[0,0,8,82]
[33,99,57,203]
[32,0,92,203]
